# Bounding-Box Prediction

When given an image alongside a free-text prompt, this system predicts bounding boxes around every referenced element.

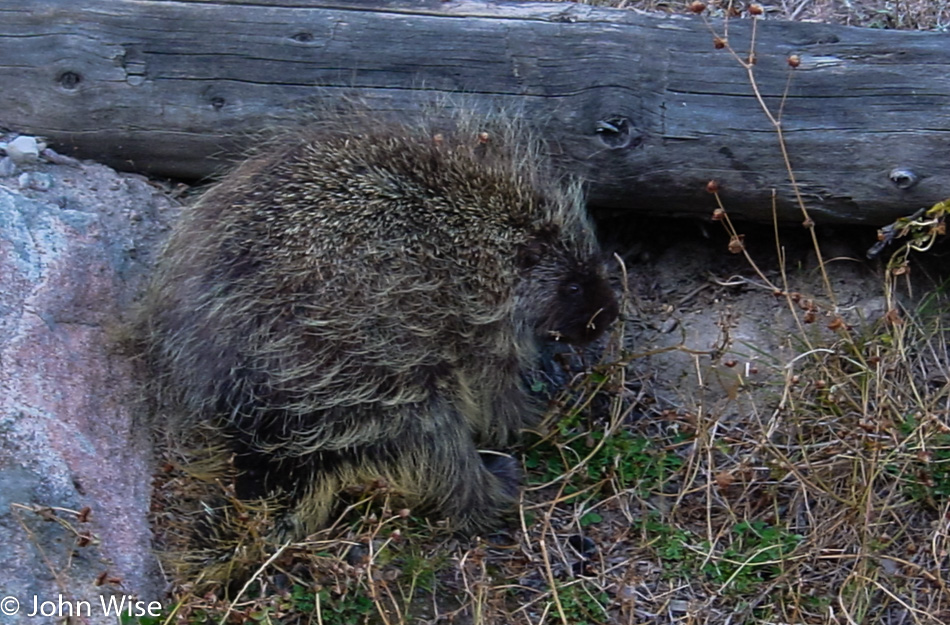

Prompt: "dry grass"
[568,0,949,31]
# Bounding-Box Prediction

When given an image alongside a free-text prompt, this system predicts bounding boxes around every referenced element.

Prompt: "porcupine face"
[513,222,619,346]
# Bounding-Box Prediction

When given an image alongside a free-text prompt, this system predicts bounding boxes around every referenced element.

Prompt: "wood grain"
[2,0,948,223]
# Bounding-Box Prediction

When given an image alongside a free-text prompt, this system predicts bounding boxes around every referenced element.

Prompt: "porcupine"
[139,109,619,538]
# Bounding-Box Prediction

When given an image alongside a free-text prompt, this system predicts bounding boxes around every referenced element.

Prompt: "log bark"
[2,0,949,223]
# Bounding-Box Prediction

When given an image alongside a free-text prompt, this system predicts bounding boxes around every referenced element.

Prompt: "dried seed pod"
[688,1,707,14]
[728,234,745,254]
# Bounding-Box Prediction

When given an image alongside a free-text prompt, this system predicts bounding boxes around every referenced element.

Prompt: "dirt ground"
[601,214,898,413]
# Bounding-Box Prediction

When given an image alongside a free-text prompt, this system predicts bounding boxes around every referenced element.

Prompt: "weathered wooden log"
[2,0,949,223]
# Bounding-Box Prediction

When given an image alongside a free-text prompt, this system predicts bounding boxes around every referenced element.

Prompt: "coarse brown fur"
[139,108,618,539]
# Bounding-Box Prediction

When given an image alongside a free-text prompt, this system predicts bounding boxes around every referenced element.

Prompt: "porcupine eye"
[561,282,583,299]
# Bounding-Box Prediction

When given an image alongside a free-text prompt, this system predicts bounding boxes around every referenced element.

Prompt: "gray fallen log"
[1,0,949,223]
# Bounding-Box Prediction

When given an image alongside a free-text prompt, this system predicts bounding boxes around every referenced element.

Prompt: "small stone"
[345,544,368,566]
[17,172,54,192]
[670,600,691,613]
[0,156,16,177]
[4,136,44,165]
[568,534,597,556]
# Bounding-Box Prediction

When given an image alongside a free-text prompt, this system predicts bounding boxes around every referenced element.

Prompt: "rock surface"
[0,143,179,623]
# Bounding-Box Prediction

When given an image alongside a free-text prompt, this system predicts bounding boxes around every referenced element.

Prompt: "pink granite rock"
[0,149,178,623]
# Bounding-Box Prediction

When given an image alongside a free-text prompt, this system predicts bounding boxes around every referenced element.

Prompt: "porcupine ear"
[516,223,564,270]
[517,240,545,270]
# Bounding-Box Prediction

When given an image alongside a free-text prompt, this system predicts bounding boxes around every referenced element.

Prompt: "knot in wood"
[57,71,81,90]
[888,168,918,190]
[595,116,639,150]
